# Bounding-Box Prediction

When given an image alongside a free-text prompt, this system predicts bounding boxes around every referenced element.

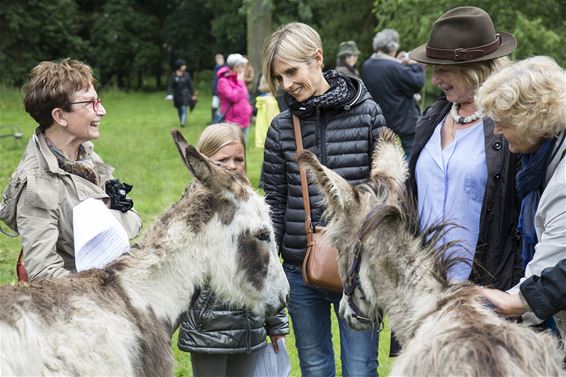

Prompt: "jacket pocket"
[23,174,59,210]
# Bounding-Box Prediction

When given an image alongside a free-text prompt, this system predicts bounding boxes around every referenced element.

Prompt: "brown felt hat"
[410,6,516,65]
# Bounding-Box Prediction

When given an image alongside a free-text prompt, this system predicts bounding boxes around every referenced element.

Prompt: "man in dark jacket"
[362,29,424,159]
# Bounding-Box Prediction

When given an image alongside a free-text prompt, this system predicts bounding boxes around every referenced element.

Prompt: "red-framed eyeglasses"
[70,98,103,112]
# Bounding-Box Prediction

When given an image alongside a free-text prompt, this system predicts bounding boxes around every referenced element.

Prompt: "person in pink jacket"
[216,53,253,140]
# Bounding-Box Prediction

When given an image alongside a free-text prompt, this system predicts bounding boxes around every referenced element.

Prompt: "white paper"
[251,338,291,377]
[73,198,130,271]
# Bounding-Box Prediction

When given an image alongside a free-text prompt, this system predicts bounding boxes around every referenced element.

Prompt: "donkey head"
[297,128,408,328]
[171,130,289,316]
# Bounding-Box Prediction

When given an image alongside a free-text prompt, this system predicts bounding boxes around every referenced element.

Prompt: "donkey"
[297,128,564,377]
[0,130,289,377]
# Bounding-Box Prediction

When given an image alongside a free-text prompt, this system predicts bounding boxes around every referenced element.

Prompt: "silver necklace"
[450,103,483,125]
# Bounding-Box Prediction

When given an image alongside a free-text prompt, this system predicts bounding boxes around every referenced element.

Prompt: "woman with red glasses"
[0,58,142,281]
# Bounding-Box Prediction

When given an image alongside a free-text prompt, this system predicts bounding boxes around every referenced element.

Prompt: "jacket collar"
[546,130,566,185]
[34,129,61,174]
[33,127,98,177]
[286,73,369,117]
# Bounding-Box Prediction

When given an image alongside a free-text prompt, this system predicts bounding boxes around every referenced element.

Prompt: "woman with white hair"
[215,53,253,140]
[478,56,566,340]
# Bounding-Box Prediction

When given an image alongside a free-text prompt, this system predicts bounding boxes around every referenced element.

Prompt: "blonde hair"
[431,57,510,92]
[196,123,247,171]
[23,58,96,131]
[476,56,566,142]
[263,22,322,94]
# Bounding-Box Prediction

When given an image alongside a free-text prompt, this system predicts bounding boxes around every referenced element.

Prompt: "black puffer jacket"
[408,97,522,290]
[178,288,289,354]
[262,72,385,265]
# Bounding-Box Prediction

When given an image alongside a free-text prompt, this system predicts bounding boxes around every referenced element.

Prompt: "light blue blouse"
[416,118,487,281]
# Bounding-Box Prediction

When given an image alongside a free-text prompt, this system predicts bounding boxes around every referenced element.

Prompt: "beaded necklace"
[450,103,483,125]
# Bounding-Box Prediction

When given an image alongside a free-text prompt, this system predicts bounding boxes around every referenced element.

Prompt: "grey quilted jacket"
[261,73,385,265]
[177,288,289,354]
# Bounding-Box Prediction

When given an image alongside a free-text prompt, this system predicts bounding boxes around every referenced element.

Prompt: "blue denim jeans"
[177,105,187,127]
[283,263,379,377]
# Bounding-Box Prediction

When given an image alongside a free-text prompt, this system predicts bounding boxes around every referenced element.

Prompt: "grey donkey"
[297,127,564,377]
[0,130,289,377]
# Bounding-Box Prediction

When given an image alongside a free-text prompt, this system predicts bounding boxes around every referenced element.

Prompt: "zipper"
[244,312,251,353]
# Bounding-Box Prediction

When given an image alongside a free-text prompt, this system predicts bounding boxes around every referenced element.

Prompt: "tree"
[0,0,85,85]
[246,0,272,89]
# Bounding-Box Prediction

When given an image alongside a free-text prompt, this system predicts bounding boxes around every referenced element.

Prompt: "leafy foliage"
[0,0,563,90]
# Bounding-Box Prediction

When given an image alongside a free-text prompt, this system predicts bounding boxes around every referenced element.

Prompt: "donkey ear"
[171,129,192,168]
[371,127,408,184]
[170,129,231,192]
[297,150,359,216]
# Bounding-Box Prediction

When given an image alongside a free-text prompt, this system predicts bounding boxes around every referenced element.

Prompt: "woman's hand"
[269,335,286,353]
[480,287,527,317]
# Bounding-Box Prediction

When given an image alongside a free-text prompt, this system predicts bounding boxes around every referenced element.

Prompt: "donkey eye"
[255,228,271,242]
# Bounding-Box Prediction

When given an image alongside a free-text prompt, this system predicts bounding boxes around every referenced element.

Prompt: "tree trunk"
[246,0,272,94]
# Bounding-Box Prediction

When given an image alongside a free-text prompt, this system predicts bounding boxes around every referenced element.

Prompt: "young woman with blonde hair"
[262,22,384,377]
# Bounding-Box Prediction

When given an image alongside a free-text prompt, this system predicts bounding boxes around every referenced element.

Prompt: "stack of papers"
[73,198,130,271]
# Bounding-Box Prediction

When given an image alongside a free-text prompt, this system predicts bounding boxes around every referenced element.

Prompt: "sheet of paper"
[73,198,130,271]
[251,338,291,377]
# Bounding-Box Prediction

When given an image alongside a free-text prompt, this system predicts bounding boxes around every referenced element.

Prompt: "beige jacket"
[0,129,142,280]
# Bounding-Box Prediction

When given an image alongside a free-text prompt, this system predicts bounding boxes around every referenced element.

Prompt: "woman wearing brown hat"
[407,7,521,290]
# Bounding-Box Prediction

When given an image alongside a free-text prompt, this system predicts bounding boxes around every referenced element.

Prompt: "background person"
[215,54,253,141]
[362,29,424,159]
[335,40,360,78]
[408,6,521,290]
[210,53,226,123]
[477,56,566,340]
[254,74,280,149]
[262,22,384,377]
[0,58,142,281]
[177,123,289,377]
[167,58,197,128]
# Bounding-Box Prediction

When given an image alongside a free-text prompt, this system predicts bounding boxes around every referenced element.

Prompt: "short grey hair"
[373,29,399,53]
[226,53,248,69]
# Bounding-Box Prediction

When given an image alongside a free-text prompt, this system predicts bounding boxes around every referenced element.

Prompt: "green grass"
[0,85,393,377]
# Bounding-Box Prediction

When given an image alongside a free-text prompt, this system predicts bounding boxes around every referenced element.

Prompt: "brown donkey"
[297,128,563,377]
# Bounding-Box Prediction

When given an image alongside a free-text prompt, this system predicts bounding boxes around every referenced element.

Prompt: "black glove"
[105,179,134,213]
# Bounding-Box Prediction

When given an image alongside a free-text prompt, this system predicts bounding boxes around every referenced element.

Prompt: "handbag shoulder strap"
[292,115,314,243]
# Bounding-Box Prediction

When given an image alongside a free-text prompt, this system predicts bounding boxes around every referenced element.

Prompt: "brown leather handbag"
[292,115,342,292]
